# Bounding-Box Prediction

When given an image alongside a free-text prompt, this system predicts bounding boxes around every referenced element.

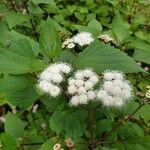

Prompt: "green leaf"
[131,38,150,64]
[5,112,25,138]
[74,42,144,73]
[50,110,87,141]
[111,13,128,43]
[39,18,62,58]
[88,18,102,34]
[0,75,38,108]
[39,139,56,150]
[31,0,53,5]
[96,119,113,134]
[6,12,29,29]
[118,122,144,138]
[0,133,17,150]
[0,39,45,74]
[74,18,102,36]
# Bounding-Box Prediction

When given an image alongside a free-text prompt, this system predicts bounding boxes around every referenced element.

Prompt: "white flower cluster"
[98,34,113,43]
[38,63,71,97]
[72,32,94,47]
[97,71,132,107]
[62,38,75,49]
[62,32,94,48]
[67,69,98,106]
[146,85,150,98]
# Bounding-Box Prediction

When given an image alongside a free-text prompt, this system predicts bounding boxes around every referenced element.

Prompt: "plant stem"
[95,104,144,145]
[22,0,39,41]
[87,105,95,150]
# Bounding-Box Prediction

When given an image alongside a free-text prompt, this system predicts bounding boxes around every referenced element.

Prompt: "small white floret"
[89,75,99,84]
[87,91,96,100]
[75,71,84,79]
[78,94,88,104]
[97,90,108,99]
[52,74,63,83]
[68,79,76,85]
[68,85,77,94]
[103,72,115,81]
[103,81,114,91]
[83,69,94,78]
[49,86,61,97]
[38,80,52,93]
[70,96,80,106]
[114,97,124,107]
[84,81,94,89]
[75,80,84,87]
[77,87,87,94]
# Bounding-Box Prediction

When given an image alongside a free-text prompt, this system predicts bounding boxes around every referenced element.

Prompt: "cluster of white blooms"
[67,69,98,106]
[62,38,75,49]
[97,71,132,107]
[62,32,94,48]
[38,63,72,97]
[146,85,150,98]
[98,34,113,43]
[72,32,94,47]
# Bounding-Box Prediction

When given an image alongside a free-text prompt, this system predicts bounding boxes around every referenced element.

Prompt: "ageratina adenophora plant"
[0,1,150,150]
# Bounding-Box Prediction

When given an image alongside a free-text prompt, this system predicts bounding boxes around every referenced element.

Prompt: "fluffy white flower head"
[38,62,71,97]
[67,69,98,106]
[97,70,132,108]
[72,32,94,47]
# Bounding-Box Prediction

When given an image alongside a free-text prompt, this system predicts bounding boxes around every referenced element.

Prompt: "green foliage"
[50,110,87,141]
[0,0,149,149]
[75,42,144,73]
[5,112,25,138]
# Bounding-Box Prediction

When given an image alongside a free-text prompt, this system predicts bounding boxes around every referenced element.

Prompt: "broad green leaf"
[6,12,29,29]
[131,38,150,64]
[0,39,45,74]
[50,110,87,140]
[39,18,62,58]
[111,13,128,43]
[74,42,144,73]
[5,112,25,138]
[0,133,17,150]
[0,75,38,108]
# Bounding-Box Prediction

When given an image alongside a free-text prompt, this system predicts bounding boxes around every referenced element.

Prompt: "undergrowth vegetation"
[0,0,150,150]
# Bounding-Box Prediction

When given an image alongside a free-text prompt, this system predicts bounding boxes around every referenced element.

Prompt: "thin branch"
[87,105,95,150]
[95,104,144,145]
[22,0,39,41]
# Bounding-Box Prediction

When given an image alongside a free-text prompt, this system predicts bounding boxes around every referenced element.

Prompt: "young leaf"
[5,112,25,138]
[74,42,144,73]
[111,13,128,43]
[39,18,62,58]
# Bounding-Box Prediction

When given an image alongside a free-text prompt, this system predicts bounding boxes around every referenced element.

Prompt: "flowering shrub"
[0,0,150,150]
